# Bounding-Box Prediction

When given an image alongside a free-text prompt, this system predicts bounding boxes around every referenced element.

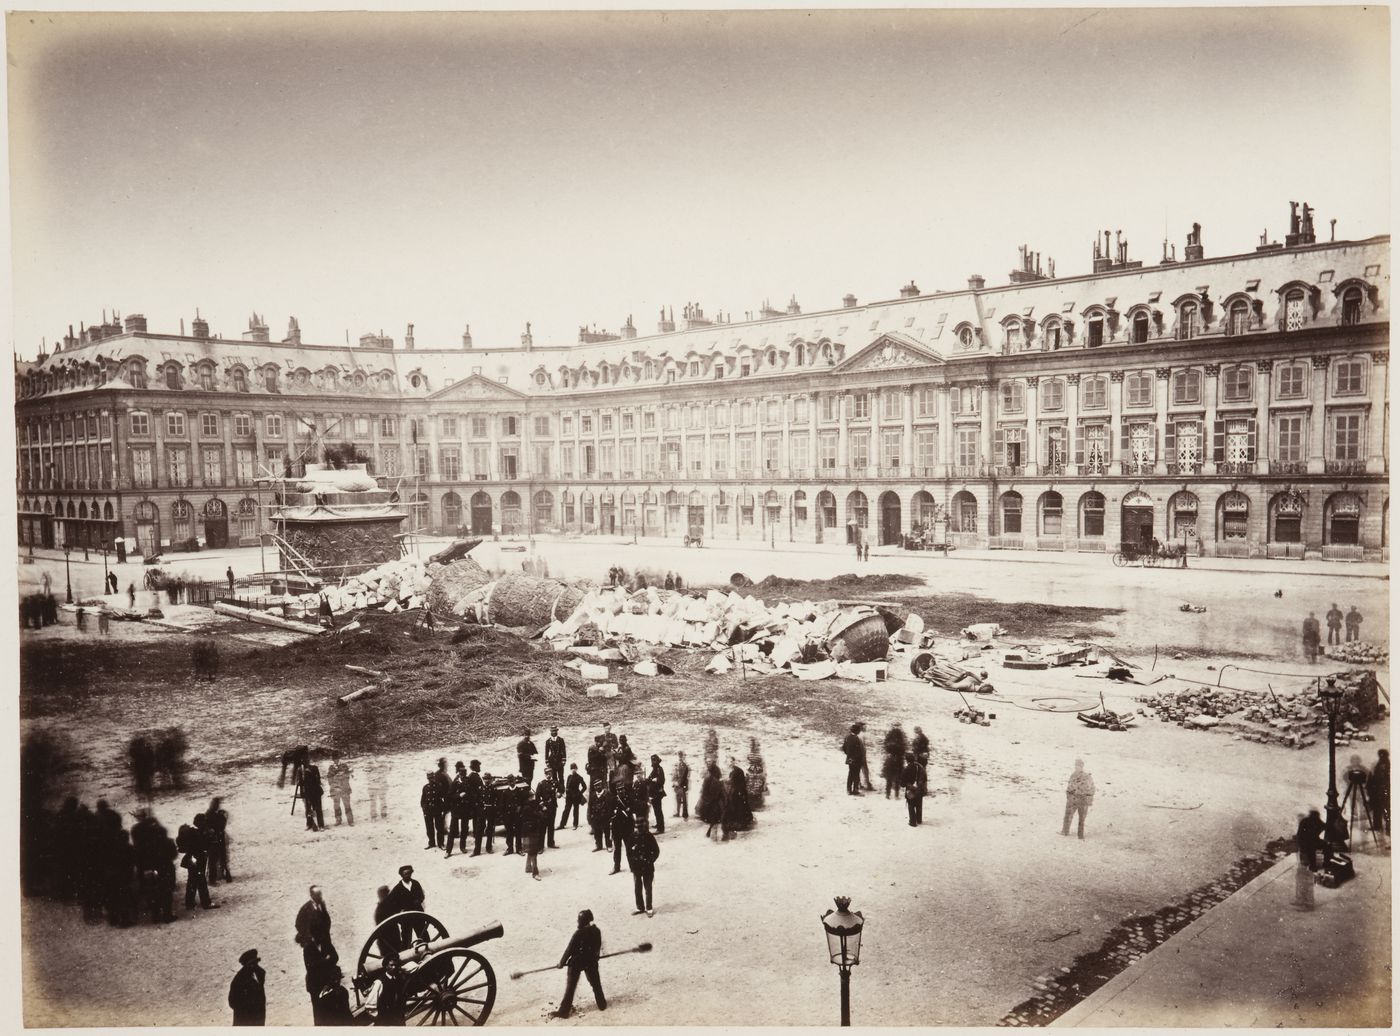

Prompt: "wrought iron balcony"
[1166,461,1202,476]
[1272,461,1308,475]
[1217,461,1255,476]
[1325,459,1367,476]
[1119,460,1154,476]
[1042,460,1067,476]
[951,464,983,479]
[995,464,1024,478]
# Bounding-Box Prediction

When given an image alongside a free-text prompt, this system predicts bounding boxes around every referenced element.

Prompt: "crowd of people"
[1300,602,1367,661]
[841,721,932,826]
[20,795,231,926]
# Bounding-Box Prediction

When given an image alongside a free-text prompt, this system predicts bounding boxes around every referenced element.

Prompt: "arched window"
[1040,491,1063,536]
[171,500,193,542]
[1270,491,1304,544]
[441,491,462,531]
[950,490,978,533]
[1227,299,1250,336]
[817,490,837,529]
[1283,287,1308,331]
[1176,300,1199,341]
[1003,319,1024,352]
[1000,491,1023,535]
[1340,286,1364,326]
[1131,310,1151,344]
[1041,318,1063,351]
[1217,491,1250,542]
[164,365,181,390]
[1324,492,1361,546]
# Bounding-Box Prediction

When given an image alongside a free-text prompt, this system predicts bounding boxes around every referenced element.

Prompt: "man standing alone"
[627,816,660,917]
[518,730,539,789]
[842,724,866,796]
[295,885,338,1007]
[552,909,607,1019]
[1302,612,1322,663]
[672,751,691,820]
[1061,759,1096,840]
[545,727,567,789]
[228,948,266,1026]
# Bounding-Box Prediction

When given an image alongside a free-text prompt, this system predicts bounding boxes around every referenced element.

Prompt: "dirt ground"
[19,565,1392,1027]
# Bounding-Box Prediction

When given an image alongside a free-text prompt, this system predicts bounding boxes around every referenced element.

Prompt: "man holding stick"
[551,909,607,1019]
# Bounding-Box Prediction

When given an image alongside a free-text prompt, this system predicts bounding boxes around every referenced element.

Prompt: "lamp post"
[820,896,864,1026]
[101,540,109,591]
[1317,677,1349,854]
[62,543,73,604]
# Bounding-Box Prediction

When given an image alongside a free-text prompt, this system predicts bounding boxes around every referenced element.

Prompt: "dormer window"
[1284,288,1307,331]
[1042,319,1062,351]
[1340,286,1364,326]
[1004,320,1023,352]
[197,365,215,391]
[129,363,147,389]
[263,368,279,392]
[1226,299,1250,336]
[1131,311,1150,344]
[1177,301,1199,341]
[957,325,975,349]
[409,374,424,389]
[232,367,248,392]
[164,365,180,390]
[1086,314,1105,347]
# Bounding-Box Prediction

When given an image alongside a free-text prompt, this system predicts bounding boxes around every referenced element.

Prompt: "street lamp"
[820,896,865,1026]
[62,544,73,604]
[101,540,110,593]
[1317,676,1350,856]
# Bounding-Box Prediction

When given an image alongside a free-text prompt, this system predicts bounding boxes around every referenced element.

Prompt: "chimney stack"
[621,314,637,340]
[658,306,676,333]
[843,293,858,309]
[1183,222,1204,261]
[786,294,801,315]
[899,280,920,299]
[521,322,533,350]
[462,324,473,349]
[967,274,985,291]
[405,323,415,351]
[192,311,211,340]
[243,312,270,342]
[283,316,302,346]
[123,313,147,334]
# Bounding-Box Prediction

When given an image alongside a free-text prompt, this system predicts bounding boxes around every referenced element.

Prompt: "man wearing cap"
[464,762,488,856]
[552,908,607,1019]
[386,865,428,941]
[228,948,266,1026]
[420,771,441,850]
[559,763,587,830]
[544,726,567,789]
[446,761,470,858]
[841,723,866,796]
[517,729,539,789]
[430,758,452,849]
[627,814,661,917]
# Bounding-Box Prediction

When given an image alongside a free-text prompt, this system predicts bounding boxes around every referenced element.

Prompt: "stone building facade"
[14,210,1390,562]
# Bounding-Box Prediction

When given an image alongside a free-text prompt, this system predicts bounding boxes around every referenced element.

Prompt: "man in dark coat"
[588,781,612,852]
[430,758,452,848]
[180,814,218,910]
[609,786,634,874]
[1296,809,1326,870]
[226,566,236,594]
[1345,605,1364,643]
[1325,603,1344,645]
[646,755,667,833]
[882,724,908,799]
[842,724,866,796]
[1302,612,1322,663]
[499,776,523,855]
[301,763,325,832]
[545,727,567,789]
[419,771,440,850]
[601,723,620,780]
[626,816,661,917]
[295,885,338,993]
[587,736,608,786]
[446,761,470,858]
[902,753,923,827]
[386,865,428,941]
[552,908,607,1019]
[560,764,587,830]
[535,778,559,849]
[229,948,267,1025]
[463,762,487,856]
[614,735,637,786]
[518,730,539,788]
[477,773,497,854]
[673,751,691,820]
[1368,749,1390,836]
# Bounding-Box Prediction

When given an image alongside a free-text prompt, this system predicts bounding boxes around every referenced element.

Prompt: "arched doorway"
[1167,491,1198,543]
[816,491,837,542]
[621,490,637,535]
[1269,491,1304,545]
[1120,490,1153,547]
[912,491,937,529]
[581,490,596,529]
[203,498,229,548]
[1039,491,1064,537]
[171,500,194,546]
[950,491,978,534]
[601,491,617,535]
[879,491,902,545]
[1079,491,1106,538]
[665,490,683,533]
[501,491,523,534]
[793,491,809,531]
[689,491,706,534]
[1217,491,1250,543]
[1000,491,1023,536]
[470,491,493,535]
[1324,492,1361,546]
[134,501,159,557]
[845,491,869,544]
[440,491,463,533]
[534,490,555,533]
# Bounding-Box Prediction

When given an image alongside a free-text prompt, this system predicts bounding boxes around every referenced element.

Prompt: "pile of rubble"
[1136,669,1384,748]
[1325,641,1390,666]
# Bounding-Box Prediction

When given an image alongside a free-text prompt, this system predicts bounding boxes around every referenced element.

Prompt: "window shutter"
[994,428,1005,465]
[1074,426,1084,466]
[1213,419,1225,462]
[1119,421,1129,458]
[1165,421,1176,464]
[1246,418,1257,462]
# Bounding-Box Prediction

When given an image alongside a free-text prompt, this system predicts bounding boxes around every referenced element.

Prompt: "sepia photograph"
[6,5,1392,1028]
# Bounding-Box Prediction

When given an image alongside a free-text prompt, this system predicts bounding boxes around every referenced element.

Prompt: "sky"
[5,7,1391,357]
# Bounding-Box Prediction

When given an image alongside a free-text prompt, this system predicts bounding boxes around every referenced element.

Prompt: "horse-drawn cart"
[1112,540,1188,568]
[352,911,503,1025]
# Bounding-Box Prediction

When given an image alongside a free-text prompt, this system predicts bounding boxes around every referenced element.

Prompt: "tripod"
[1341,774,1381,846]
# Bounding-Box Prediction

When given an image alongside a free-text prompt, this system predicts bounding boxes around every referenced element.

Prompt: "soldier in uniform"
[228,948,267,1026]
[545,727,567,790]
[586,736,608,786]
[551,909,607,1019]
[446,762,470,858]
[536,777,559,849]
[672,751,691,820]
[419,771,440,850]
[902,752,923,827]
[500,775,523,856]
[477,773,497,854]
[609,783,634,874]
[180,813,218,910]
[430,758,452,848]
[626,815,661,917]
[588,780,611,852]
[601,723,619,781]
[560,764,587,830]
[646,755,667,833]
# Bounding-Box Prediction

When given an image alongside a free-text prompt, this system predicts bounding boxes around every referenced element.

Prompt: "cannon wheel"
[910,652,934,679]
[357,911,451,979]
[403,948,497,1026]
[1112,551,1128,568]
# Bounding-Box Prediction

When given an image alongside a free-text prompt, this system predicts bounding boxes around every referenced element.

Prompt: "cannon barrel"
[364,920,505,977]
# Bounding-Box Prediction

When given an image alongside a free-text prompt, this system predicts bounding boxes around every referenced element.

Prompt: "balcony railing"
[1217,461,1255,476]
[1167,461,1202,476]
[951,465,983,479]
[1325,459,1367,476]
[1119,460,1154,476]
[995,464,1024,478]
[1042,460,1066,476]
[1273,461,1308,475]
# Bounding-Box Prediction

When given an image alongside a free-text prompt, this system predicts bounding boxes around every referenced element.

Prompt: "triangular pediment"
[832,332,943,373]
[427,372,529,401]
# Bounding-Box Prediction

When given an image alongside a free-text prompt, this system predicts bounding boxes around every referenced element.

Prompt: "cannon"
[353,912,503,1025]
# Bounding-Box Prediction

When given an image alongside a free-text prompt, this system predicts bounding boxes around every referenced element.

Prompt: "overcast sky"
[6,7,1390,356]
